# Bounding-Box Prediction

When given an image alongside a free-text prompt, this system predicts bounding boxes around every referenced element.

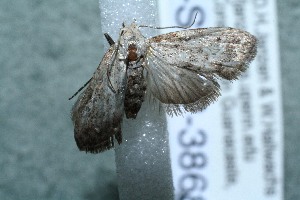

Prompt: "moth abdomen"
[124,66,146,119]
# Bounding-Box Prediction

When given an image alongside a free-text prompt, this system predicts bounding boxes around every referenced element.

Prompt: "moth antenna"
[69,34,116,100]
[139,12,198,29]
[68,78,92,100]
[104,33,115,46]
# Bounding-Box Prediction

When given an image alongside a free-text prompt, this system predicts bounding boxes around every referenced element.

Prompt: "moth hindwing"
[71,22,257,153]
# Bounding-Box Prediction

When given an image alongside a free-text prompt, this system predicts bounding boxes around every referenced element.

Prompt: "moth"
[70,21,257,153]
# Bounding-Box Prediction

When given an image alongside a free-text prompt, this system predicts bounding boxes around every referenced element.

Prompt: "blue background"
[0,1,118,199]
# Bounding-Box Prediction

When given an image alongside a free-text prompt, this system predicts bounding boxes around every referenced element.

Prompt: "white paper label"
[158,0,283,200]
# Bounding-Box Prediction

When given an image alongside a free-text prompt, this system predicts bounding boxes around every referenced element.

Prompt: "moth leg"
[135,55,144,64]
[127,55,144,69]
[101,33,118,93]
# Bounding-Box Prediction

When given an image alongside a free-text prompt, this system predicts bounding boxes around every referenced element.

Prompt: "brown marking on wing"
[151,36,163,43]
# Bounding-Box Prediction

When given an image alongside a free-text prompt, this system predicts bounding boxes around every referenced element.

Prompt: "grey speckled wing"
[71,47,127,153]
[145,27,257,115]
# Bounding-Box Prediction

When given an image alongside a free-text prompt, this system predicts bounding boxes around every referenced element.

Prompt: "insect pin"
[69,18,257,153]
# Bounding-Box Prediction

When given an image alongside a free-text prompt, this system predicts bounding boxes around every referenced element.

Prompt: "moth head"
[119,22,146,56]
[119,22,144,45]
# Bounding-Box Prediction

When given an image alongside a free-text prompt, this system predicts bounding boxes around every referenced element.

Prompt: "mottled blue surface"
[0,1,118,199]
[278,1,300,199]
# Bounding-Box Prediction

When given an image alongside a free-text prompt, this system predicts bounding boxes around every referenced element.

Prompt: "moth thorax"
[124,66,146,119]
[127,44,138,62]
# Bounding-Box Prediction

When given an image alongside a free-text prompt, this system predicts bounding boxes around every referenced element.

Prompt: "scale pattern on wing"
[144,46,220,115]
[71,47,127,153]
[144,27,257,115]
[148,27,257,80]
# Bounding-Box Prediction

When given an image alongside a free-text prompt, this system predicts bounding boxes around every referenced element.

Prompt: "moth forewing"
[71,46,127,153]
[147,27,257,79]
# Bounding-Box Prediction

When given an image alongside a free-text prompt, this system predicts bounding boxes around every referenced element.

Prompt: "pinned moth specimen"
[70,21,257,153]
